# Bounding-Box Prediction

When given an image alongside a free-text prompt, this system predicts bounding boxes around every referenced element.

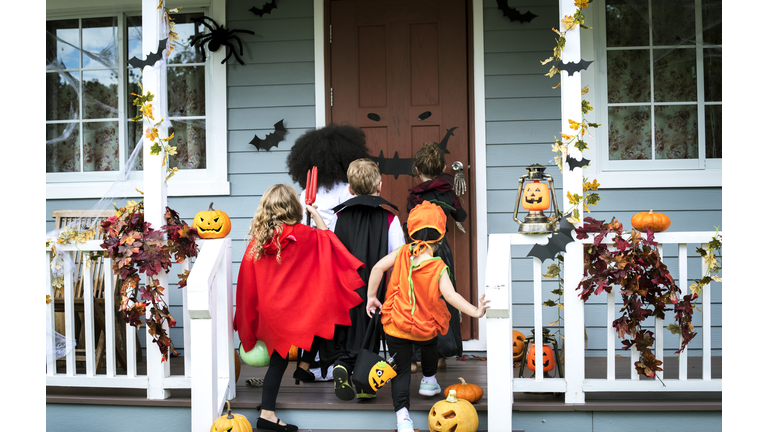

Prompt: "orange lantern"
[513,164,560,234]
[512,331,526,362]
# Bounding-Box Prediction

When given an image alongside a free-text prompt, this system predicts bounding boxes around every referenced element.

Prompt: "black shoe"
[292,367,315,383]
[256,417,298,432]
[333,364,355,401]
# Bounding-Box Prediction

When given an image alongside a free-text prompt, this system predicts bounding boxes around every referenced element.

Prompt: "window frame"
[45,0,229,199]
[581,0,722,189]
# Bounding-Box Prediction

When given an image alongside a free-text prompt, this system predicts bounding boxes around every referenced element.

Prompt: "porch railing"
[45,238,235,432]
[484,231,722,431]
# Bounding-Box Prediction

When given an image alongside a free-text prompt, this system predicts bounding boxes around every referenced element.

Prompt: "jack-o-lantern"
[428,389,479,432]
[193,202,232,239]
[521,180,550,211]
[368,360,397,391]
[512,330,526,362]
[526,344,555,373]
[211,401,252,432]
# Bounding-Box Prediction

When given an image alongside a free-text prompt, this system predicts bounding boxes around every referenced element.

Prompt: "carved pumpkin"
[368,360,397,392]
[211,400,252,432]
[512,330,526,362]
[428,389,479,432]
[444,377,483,403]
[239,340,270,367]
[522,180,550,211]
[193,202,232,239]
[631,210,671,233]
[526,344,555,373]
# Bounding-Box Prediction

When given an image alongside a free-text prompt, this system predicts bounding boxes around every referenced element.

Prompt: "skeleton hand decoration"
[452,161,466,197]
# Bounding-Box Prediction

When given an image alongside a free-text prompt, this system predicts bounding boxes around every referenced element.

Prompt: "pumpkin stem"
[209,202,215,211]
[458,377,467,385]
[225,400,234,419]
[446,389,458,403]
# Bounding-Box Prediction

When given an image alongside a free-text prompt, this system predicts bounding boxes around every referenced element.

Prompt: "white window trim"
[580,0,722,189]
[46,0,229,199]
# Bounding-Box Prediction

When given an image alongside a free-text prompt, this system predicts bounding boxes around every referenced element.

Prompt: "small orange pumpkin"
[522,180,550,211]
[193,202,232,239]
[512,330,526,362]
[526,344,555,373]
[631,210,671,233]
[444,377,483,403]
[288,345,299,361]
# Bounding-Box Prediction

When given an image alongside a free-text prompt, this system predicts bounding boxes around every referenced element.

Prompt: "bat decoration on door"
[249,119,288,151]
[250,0,278,17]
[189,16,254,65]
[128,38,168,69]
[436,127,458,154]
[369,151,413,179]
[367,113,381,121]
[553,59,594,77]
[526,216,576,263]
[566,154,591,171]
[496,0,537,24]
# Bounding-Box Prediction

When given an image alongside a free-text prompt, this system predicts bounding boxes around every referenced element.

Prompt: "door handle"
[451,161,467,197]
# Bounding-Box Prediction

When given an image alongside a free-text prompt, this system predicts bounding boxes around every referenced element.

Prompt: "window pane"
[652,0,695,46]
[47,19,79,69]
[127,15,143,62]
[608,106,651,160]
[653,48,696,102]
[654,105,697,159]
[47,123,80,172]
[605,0,649,47]
[83,70,118,119]
[82,17,118,68]
[169,119,207,169]
[127,120,144,171]
[168,66,206,117]
[83,122,119,171]
[169,13,206,64]
[47,72,80,121]
[704,48,722,102]
[702,0,722,45]
[607,50,650,103]
[705,105,721,158]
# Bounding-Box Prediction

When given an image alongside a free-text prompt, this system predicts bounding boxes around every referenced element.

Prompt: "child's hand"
[475,293,490,318]
[306,205,328,230]
[366,296,382,318]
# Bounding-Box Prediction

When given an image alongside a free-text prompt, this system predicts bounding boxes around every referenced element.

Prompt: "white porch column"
[142,0,170,399]
[559,0,586,404]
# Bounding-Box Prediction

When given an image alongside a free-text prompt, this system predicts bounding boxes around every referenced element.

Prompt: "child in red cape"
[234,184,364,432]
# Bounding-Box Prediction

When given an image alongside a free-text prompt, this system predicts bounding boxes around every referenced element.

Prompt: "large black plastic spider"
[188,16,254,65]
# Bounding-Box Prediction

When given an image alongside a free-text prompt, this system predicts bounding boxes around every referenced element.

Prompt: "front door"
[328,0,476,339]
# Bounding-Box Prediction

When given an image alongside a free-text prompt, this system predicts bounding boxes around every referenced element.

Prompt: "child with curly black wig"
[286,124,371,231]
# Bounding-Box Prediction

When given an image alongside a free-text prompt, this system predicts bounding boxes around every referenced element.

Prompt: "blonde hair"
[246,184,303,262]
[413,142,445,179]
[347,158,381,196]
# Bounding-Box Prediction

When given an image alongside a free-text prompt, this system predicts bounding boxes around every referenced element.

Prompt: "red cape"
[234,224,364,358]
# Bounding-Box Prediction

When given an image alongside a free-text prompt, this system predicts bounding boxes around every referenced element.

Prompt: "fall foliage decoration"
[210,400,252,432]
[100,201,200,361]
[428,389,479,432]
[575,217,698,380]
[443,377,483,403]
[192,202,232,239]
[631,210,671,233]
[512,330,526,361]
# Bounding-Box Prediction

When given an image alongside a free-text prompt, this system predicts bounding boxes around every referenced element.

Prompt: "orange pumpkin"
[288,345,299,361]
[444,377,483,403]
[522,180,550,211]
[193,202,232,239]
[512,330,526,362]
[526,344,555,373]
[210,400,252,432]
[428,389,479,432]
[631,210,671,233]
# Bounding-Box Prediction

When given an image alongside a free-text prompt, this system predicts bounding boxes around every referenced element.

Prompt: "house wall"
[45,0,722,358]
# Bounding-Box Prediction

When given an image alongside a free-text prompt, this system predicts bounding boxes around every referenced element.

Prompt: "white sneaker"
[418,379,441,397]
[397,418,415,432]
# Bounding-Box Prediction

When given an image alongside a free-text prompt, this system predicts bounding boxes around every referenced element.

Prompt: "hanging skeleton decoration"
[188,16,254,65]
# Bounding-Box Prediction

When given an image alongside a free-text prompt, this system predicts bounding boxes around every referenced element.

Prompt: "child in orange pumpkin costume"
[365,201,489,432]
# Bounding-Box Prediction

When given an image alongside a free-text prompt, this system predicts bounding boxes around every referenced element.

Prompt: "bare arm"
[306,204,328,230]
[438,270,489,319]
[365,248,399,317]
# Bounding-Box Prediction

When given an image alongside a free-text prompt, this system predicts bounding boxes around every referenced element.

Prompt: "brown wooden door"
[328,0,475,339]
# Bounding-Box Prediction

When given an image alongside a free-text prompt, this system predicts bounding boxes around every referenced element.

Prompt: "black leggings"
[385,333,439,412]
[261,349,289,411]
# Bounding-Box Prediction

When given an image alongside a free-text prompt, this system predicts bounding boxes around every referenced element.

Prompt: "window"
[589,0,722,187]
[46,3,229,199]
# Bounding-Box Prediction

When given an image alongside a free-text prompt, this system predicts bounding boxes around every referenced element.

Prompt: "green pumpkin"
[238,340,270,367]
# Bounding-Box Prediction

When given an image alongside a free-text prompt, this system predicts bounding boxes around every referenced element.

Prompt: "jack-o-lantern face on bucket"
[526,344,555,373]
[192,202,232,239]
[512,330,526,362]
[522,180,550,211]
[368,360,397,391]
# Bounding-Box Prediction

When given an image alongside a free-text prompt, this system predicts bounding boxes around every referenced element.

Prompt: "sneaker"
[356,389,377,400]
[418,379,441,397]
[333,365,355,401]
[396,419,415,432]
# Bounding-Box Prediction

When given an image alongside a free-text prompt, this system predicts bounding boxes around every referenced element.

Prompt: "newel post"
[559,0,586,404]
[142,0,170,399]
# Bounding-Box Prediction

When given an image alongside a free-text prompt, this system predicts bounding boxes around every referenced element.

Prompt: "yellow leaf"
[557,303,564,310]
[541,57,554,65]
[46,294,52,304]
[575,0,590,8]
[561,133,575,141]
[162,132,175,142]
[711,275,722,282]
[561,15,577,30]
[581,85,590,95]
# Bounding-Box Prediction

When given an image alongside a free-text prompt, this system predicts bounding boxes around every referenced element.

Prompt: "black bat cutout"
[249,119,288,151]
[250,0,277,17]
[127,38,167,69]
[436,127,457,154]
[566,154,591,171]
[526,217,576,263]
[418,111,432,121]
[189,16,254,66]
[367,113,381,121]
[369,150,413,180]
[496,0,537,24]
[553,59,594,76]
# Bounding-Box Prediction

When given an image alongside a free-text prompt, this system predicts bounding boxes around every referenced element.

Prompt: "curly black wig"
[286,124,371,190]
